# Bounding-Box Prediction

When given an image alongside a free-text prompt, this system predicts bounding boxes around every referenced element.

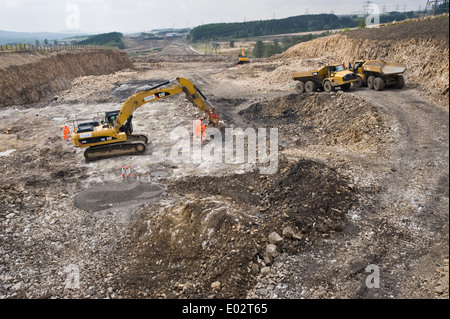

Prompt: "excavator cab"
[105,111,119,126]
[105,110,133,135]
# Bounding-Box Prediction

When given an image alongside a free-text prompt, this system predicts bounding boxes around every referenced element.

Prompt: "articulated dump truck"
[352,60,406,91]
[293,64,359,93]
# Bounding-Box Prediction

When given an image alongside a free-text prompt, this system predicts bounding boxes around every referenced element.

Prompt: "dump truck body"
[352,60,406,90]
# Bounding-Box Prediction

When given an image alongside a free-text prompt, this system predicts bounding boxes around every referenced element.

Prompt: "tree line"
[189,11,434,42]
[76,32,125,49]
[251,31,332,58]
[189,14,358,41]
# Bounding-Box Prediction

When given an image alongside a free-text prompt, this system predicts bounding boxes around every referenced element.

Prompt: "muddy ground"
[0,25,448,300]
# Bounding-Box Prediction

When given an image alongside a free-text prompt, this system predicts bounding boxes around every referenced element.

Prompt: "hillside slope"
[216,16,449,106]
[0,50,132,107]
[283,17,449,99]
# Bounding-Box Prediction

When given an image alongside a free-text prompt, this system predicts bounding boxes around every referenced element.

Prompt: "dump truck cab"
[353,60,366,74]
[293,64,359,93]
[352,59,406,91]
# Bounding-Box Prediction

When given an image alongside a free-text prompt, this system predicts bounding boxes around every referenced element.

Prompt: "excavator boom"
[114,77,217,130]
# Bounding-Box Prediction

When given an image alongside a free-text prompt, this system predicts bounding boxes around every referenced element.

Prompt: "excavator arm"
[114,77,218,131]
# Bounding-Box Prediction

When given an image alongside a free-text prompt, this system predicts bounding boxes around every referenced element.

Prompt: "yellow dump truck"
[293,64,359,93]
[352,60,406,91]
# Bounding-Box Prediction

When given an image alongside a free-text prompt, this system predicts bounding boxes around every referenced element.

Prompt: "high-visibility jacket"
[201,123,207,141]
[63,126,70,138]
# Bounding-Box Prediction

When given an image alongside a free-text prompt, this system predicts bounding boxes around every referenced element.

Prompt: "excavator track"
[128,134,148,143]
[84,140,147,161]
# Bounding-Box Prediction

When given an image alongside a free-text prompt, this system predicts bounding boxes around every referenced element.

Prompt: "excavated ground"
[0,17,448,300]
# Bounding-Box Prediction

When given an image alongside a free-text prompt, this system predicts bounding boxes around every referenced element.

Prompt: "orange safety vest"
[201,123,207,141]
[63,126,70,139]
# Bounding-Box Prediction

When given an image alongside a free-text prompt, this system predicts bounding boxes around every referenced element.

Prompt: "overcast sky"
[0,0,426,34]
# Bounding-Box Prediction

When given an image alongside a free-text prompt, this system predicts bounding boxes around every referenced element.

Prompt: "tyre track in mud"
[346,87,449,298]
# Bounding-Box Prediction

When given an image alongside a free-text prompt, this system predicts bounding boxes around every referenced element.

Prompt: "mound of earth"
[239,92,390,153]
[116,158,357,298]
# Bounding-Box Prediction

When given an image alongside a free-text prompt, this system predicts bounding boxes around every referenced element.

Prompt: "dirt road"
[0,34,448,299]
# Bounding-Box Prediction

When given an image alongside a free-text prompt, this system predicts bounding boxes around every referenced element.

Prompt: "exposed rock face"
[0,50,132,107]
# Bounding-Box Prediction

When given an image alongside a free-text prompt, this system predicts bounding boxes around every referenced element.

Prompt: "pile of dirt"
[0,51,44,69]
[0,50,132,107]
[57,69,138,104]
[115,158,357,298]
[239,92,391,154]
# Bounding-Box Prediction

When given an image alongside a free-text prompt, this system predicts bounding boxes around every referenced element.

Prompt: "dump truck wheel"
[305,81,317,93]
[374,77,385,91]
[340,83,351,92]
[394,75,405,89]
[353,76,364,88]
[323,81,334,92]
[367,76,376,89]
[295,82,305,94]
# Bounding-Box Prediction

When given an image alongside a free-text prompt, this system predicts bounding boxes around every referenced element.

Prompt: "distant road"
[188,45,205,55]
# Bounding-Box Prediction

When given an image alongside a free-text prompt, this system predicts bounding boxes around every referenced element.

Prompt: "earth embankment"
[0,50,132,107]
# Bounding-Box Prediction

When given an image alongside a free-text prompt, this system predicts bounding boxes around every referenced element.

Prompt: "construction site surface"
[0,16,448,300]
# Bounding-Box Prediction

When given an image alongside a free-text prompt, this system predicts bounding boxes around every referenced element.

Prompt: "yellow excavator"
[71,77,219,161]
[237,47,250,64]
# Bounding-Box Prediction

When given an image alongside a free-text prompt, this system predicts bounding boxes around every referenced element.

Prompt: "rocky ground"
[0,18,448,300]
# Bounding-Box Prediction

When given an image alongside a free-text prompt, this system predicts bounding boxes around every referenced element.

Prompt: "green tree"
[229,40,235,48]
[273,40,282,55]
[35,39,40,46]
[54,40,58,45]
[44,38,49,45]
[358,19,366,29]
[264,42,275,57]
[253,40,265,58]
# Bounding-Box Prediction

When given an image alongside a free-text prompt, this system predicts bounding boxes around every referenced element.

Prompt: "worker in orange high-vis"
[200,116,208,142]
[62,124,70,141]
